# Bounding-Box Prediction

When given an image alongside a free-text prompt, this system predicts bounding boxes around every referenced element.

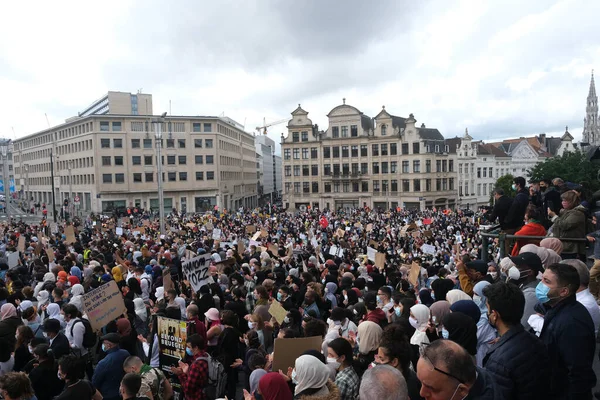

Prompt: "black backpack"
[71,318,97,348]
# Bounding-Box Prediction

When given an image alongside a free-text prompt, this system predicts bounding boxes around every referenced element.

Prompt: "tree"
[528,151,600,194]
[490,174,515,205]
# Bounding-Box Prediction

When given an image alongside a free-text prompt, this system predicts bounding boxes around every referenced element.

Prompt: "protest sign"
[50,223,59,234]
[268,301,288,325]
[237,240,245,255]
[412,231,421,238]
[369,240,379,248]
[17,236,25,252]
[82,281,127,332]
[46,248,55,262]
[116,227,123,236]
[367,247,377,262]
[163,269,174,292]
[455,234,463,244]
[336,228,345,237]
[375,252,386,269]
[272,336,323,372]
[421,244,436,255]
[7,252,19,268]
[252,231,261,241]
[185,222,195,228]
[215,258,235,273]
[366,223,373,232]
[311,237,319,248]
[249,239,260,248]
[408,262,421,287]
[423,230,433,237]
[423,218,433,225]
[181,254,213,293]
[157,316,188,395]
[34,242,43,257]
[212,228,222,240]
[64,225,76,244]
[260,228,269,238]
[246,225,256,234]
[267,243,279,255]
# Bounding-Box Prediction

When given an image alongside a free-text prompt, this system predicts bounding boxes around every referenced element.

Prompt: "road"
[0,201,46,223]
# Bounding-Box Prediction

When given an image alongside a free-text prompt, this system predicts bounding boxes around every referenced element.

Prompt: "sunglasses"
[419,345,466,384]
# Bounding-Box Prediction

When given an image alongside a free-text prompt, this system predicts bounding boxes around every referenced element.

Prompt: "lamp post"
[68,159,73,220]
[50,150,57,222]
[24,164,29,212]
[152,113,167,234]
[0,139,12,220]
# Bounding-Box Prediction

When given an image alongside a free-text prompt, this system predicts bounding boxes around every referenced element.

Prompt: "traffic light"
[63,199,69,207]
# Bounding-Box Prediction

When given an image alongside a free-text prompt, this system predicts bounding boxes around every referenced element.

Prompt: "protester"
[359,365,409,400]
[92,333,130,400]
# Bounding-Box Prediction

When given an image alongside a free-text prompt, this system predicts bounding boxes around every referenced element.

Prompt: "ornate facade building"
[583,71,599,146]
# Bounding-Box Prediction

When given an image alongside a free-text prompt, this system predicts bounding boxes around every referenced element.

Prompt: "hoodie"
[365,308,386,326]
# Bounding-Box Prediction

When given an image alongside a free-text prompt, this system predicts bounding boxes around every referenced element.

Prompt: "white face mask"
[409,316,419,329]
[326,357,340,370]
[489,272,498,279]
[507,266,522,281]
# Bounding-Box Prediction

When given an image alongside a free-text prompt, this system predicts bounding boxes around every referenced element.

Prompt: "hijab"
[112,266,124,283]
[294,355,331,396]
[43,272,55,283]
[70,284,84,297]
[249,369,268,395]
[134,298,148,322]
[409,304,430,346]
[117,317,132,336]
[418,289,434,307]
[429,300,451,327]
[443,312,477,355]
[446,289,471,305]
[519,244,539,255]
[473,281,490,316]
[325,282,338,308]
[36,290,50,307]
[540,238,563,255]
[174,297,187,319]
[0,303,17,320]
[70,266,82,281]
[357,321,382,354]
[259,372,293,400]
[450,300,481,324]
[67,276,80,287]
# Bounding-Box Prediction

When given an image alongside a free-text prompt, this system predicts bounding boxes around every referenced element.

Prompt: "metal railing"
[479,225,588,263]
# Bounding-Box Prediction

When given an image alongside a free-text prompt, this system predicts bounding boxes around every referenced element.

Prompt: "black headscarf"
[442,312,477,356]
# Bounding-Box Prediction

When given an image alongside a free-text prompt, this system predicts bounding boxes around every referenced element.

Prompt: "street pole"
[50,150,57,222]
[0,139,11,220]
[68,160,73,221]
[24,164,29,212]
[153,116,166,234]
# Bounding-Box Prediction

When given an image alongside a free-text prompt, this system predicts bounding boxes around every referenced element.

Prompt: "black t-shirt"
[54,380,96,400]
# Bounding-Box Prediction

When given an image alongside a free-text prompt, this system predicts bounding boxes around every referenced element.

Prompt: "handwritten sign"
[268,301,288,325]
[367,247,377,262]
[421,244,436,255]
[181,254,213,293]
[212,228,222,240]
[408,262,421,287]
[82,281,127,332]
[64,225,76,244]
[116,227,123,236]
[375,252,386,269]
[246,225,256,234]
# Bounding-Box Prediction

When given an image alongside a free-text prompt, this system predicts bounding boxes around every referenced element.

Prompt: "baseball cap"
[465,260,488,275]
[100,333,121,344]
[510,252,543,273]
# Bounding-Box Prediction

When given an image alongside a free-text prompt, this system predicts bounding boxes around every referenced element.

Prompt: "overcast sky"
[1,0,599,154]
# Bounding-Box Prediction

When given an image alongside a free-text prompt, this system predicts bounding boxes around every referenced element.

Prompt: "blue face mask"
[376,295,381,303]
[277,292,283,301]
[186,347,194,356]
[536,281,552,303]
[441,328,449,339]
[394,307,401,317]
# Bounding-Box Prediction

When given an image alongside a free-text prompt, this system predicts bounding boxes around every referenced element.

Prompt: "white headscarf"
[134,298,147,322]
[410,304,431,346]
[43,272,56,282]
[36,290,50,307]
[70,284,84,297]
[155,287,164,301]
[47,303,66,328]
[174,297,187,319]
[446,289,471,305]
[294,355,331,396]
[357,321,382,354]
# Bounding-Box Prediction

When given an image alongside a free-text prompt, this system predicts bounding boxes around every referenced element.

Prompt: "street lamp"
[152,112,167,234]
[24,164,29,211]
[68,159,73,219]
[0,139,12,220]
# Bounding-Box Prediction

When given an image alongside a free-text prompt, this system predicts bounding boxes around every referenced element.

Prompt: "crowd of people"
[0,175,598,400]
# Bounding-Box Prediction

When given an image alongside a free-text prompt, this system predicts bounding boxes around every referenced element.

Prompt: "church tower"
[583,70,599,145]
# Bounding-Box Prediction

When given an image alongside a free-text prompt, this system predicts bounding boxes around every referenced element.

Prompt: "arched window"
[381,124,387,136]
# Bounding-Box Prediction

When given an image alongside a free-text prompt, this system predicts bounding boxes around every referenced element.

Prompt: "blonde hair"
[560,191,580,208]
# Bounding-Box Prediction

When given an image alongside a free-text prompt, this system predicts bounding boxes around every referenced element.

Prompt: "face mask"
[333,320,341,326]
[344,295,348,301]
[284,316,290,324]
[431,292,436,301]
[511,184,516,190]
[441,328,450,339]
[376,295,381,303]
[248,321,256,330]
[535,281,553,303]
[42,332,48,338]
[507,266,523,281]
[409,316,419,329]
[57,372,63,380]
[231,280,238,286]
[394,307,401,317]
[321,278,326,284]
[472,294,482,307]
[28,345,33,354]
[326,357,340,370]
[277,292,283,301]
[489,272,498,279]
[253,293,258,300]
[291,369,298,385]
[186,347,193,356]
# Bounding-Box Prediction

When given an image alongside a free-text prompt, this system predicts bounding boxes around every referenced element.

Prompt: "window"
[144,155,153,165]
[292,132,299,142]
[102,174,112,183]
[165,139,175,148]
[459,163,463,174]
[132,156,141,165]
[195,172,204,180]
[311,165,318,176]
[442,160,447,172]
[342,146,349,158]
[325,183,332,193]
[193,123,201,132]
[143,139,152,148]
[381,124,387,136]
[426,160,432,173]
[285,183,291,193]
[477,167,481,178]
[178,155,186,165]
[323,147,331,158]
[381,162,389,174]
[362,182,369,192]
[372,144,379,156]
[436,160,441,172]
[131,139,140,148]
[483,168,487,178]
[115,173,124,183]
[352,182,359,192]
[402,161,409,173]
[413,160,420,173]
[115,156,124,166]
[333,164,340,175]
[102,156,111,166]
[194,139,203,149]
[303,182,310,193]
[402,143,409,154]
[352,163,359,174]
[302,165,309,176]
[477,183,482,196]
[205,139,213,148]
[382,180,388,193]
[179,172,188,181]
[311,148,318,159]
[436,178,442,191]
[391,161,397,173]
[284,149,291,160]
[414,179,421,191]
[293,149,300,159]
[302,148,309,159]
[168,172,176,182]
[332,127,339,138]
[113,139,123,148]
[285,166,291,176]
[351,125,358,137]
[324,164,331,176]
[342,163,349,175]
[449,178,454,190]
[449,160,454,172]
[351,145,358,157]
[391,179,398,192]
[381,144,388,156]
[361,163,368,174]
[372,162,380,174]
[312,182,319,192]
[100,121,110,131]
[112,122,122,131]
[295,182,301,193]
[402,179,410,192]
[373,180,380,192]
[178,139,186,148]
[483,183,487,195]
[207,171,215,180]
[332,146,340,158]
[204,123,212,132]
[167,155,176,165]
[360,145,368,157]
[133,173,142,183]
[195,155,203,164]
[413,143,420,154]
[341,126,348,137]
[489,167,493,177]
[145,172,154,182]
[426,179,432,192]
[294,166,300,176]
[301,131,308,142]
[206,155,214,164]
[390,143,397,155]
[101,139,110,148]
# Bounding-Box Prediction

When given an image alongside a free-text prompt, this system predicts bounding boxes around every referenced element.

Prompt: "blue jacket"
[482,324,550,399]
[92,346,130,400]
[539,296,596,399]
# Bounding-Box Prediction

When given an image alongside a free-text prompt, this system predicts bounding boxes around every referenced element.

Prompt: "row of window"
[101,154,215,166]
[283,142,451,160]
[102,171,215,183]
[284,178,455,194]
[100,138,214,149]
[284,160,454,176]
[101,121,213,133]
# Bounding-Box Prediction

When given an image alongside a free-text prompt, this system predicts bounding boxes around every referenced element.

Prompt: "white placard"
[212,228,222,240]
[181,254,214,293]
[329,245,339,257]
[421,244,436,255]
[7,252,19,268]
[367,246,377,262]
[116,227,123,236]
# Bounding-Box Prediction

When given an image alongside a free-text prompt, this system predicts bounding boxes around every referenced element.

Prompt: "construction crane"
[255,117,287,135]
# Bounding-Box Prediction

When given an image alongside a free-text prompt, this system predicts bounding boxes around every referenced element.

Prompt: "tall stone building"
[583,71,599,146]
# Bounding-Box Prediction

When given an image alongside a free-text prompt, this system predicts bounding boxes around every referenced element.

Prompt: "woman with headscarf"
[117,317,139,356]
[174,297,187,320]
[34,272,55,298]
[293,354,340,399]
[133,298,149,337]
[36,290,50,319]
[352,321,382,378]
[539,237,563,255]
[257,372,293,400]
[429,300,451,334]
[248,368,268,397]
[46,303,66,329]
[418,289,434,307]
[0,303,22,351]
[111,266,123,283]
[471,281,497,367]
[324,282,338,311]
[442,312,478,356]
[68,284,85,313]
[446,289,471,305]
[409,304,430,349]
[69,266,82,282]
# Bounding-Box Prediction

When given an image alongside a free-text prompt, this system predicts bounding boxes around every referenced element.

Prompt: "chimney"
[421,123,426,128]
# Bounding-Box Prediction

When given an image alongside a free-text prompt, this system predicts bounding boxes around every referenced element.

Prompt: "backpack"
[197,354,227,400]
[71,318,97,348]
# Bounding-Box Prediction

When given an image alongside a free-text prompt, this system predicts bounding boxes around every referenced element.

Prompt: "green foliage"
[490,174,516,204]
[528,151,600,192]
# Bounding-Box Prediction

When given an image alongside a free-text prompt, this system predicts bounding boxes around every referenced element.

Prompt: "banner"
[82,281,127,332]
[157,316,188,397]
[181,254,213,293]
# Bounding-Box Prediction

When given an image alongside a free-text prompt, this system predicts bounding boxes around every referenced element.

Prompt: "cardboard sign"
[82,281,127,332]
[163,269,174,292]
[260,228,269,238]
[336,228,345,238]
[252,232,261,241]
[369,240,379,248]
[17,236,25,252]
[375,252,386,269]
[185,222,195,228]
[423,230,433,238]
[143,219,150,226]
[34,243,43,257]
[237,240,245,255]
[64,225,76,244]
[46,248,55,262]
[246,225,256,234]
[181,254,213,293]
[412,231,421,238]
[408,262,421,287]
[421,244,436,255]
[268,301,288,325]
[215,258,235,273]
[366,223,373,232]
[205,223,214,231]
[272,336,323,372]
[367,247,377,262]
[267,243,279,255]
